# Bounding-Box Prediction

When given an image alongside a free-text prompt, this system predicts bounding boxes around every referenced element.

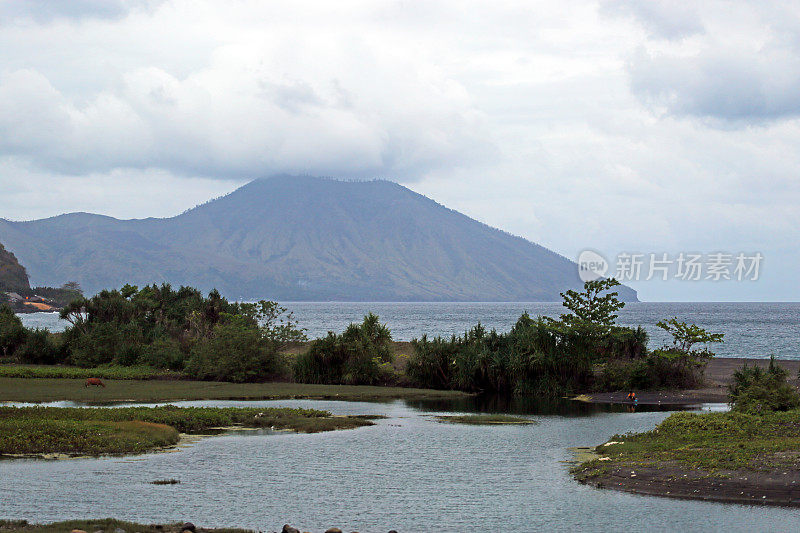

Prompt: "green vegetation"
[294,313,397,385]
[573,409,800,482]
[53,285,306,381]
[406,279,650,397]
[0,519,253,533]
[728,356,800,413]
[0,364,183,380]
[595,316,724,391]
[435,414,536,425]
[0,405,375,456]
[0,418,179,456]
[1,279,726,398]
[0,377,468,403]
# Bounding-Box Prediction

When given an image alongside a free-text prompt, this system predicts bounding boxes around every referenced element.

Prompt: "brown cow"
[85,378,105,388]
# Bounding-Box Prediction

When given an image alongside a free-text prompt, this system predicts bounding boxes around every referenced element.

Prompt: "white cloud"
[0,0,799,300]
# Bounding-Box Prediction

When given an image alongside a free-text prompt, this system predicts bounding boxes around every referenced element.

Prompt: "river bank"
[572,409,800,507]
[578,357,800,405]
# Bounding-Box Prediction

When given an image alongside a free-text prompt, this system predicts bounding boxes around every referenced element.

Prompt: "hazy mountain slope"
[0,176,637,301]
[0,241,30,292]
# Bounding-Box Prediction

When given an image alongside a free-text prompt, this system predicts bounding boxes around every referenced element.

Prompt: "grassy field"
[573,410,800,481]
[0,405,375,456]
[0,519,252,533]
[0,365,184,380]
[434,414,537,425]
[0,377,467,403]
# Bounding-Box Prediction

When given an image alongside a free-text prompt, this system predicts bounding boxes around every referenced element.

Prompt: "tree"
[237,300,307,346]
[0,304,26,358]
[656,317,724,353]
[185,322,282,382]
[60,281,83,295]
[559,278,625,329]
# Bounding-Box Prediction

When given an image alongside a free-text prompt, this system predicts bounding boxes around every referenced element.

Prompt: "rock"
[388,530,399,533]
[281,526,300,533]
[182,523,196,533]
[114,528,126,533]
[325,529,343,533]
[70,529,87,533]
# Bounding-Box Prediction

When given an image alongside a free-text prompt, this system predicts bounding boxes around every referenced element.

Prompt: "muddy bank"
[579,357,800,405]
[578,462,800,507]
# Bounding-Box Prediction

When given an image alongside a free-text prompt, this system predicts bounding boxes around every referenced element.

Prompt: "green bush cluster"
[55,285,305,382]
[406,314,649,397]
[595,348,711,391]
[294,313,396,385]
[728,356,800,413]
[0,305,63,364]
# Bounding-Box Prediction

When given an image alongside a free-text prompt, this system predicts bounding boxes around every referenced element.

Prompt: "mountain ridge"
[0,175,637,302]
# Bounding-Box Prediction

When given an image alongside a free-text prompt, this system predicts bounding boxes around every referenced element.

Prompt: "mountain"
[0,175,637,301]
[0,241,30,293]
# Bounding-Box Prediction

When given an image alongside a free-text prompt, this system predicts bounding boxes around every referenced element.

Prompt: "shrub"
[138,336,185,370]
[407,315,602,396]
[69,322,144,368]
[728,356,800,413]
[596,348,709,391]
[0,304,26,358]
[185,322,282,382]
[294,313,395,385]
[15,328,62,365]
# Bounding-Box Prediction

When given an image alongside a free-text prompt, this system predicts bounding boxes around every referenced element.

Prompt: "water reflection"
[408,393,700,416]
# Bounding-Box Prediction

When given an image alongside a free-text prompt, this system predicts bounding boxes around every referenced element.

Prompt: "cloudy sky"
[1,0,798,301]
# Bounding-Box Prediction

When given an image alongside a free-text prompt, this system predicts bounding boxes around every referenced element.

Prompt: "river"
[1,398,797,532]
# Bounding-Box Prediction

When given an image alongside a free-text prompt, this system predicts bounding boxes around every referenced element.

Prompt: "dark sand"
[583,461,800,507]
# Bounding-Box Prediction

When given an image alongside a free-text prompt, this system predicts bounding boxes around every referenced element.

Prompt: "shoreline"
[576,357,800,406]
[572,408,800,508]
[575,462,800,508]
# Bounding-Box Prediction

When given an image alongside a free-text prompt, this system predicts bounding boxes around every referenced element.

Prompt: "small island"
[573,357,800,506]
[0,406,376,458]
[434,414,536,425]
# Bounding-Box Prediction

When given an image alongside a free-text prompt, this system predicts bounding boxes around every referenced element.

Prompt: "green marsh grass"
[435,414,536,425]
[573,409,800,481]
[0,405,376,456]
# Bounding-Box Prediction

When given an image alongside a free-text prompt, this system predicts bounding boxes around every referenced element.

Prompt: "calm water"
[20,301,800,359]
[0,399,797,532]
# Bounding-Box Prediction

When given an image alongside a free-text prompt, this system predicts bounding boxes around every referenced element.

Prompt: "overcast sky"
[1,0,798,301]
